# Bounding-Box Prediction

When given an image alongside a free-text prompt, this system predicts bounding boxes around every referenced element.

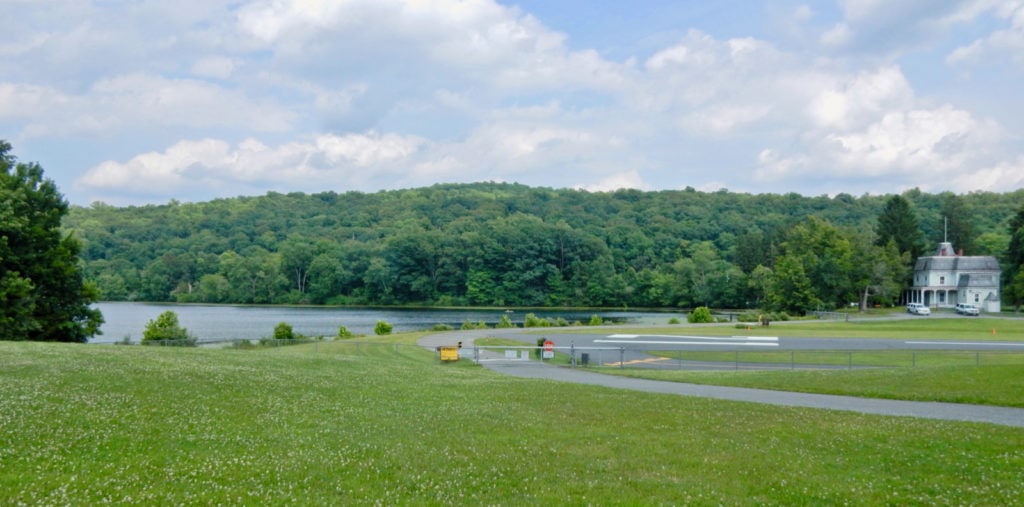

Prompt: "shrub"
[687,306,714,324]
[588,314,603,326]
[738,311,761,323]
[374,320,393,335]
[336,325,353,339]
[431,323,454,331]
[460,320,489,330]
[496,314,516,328]
[274,322,296,340]
[142,311,196,346]
[524,313,552,327]
[668,317,681,324]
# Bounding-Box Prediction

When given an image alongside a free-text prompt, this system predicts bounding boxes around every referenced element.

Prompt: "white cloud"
[77,132,426,195]
[234,0,627,93]
[0,82,67,119]
[807,65,914,130]
[680,104,772,135]
[822,0,995,54]
[5,74,296,139]
[949,155,1024,191]
[191,56,237,80]
[5,0,1024,203]
[824,106,990,174]
[820,22,853,47]
[574,170,647,192]
[947,2,1024,65]
[756,104,1001,187]
[793,4,815,22]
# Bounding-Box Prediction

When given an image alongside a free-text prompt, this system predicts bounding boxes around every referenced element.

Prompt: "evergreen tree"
[1005,205,1024,310]
[940,194,976,254]
[1,141,103,342]
[875,195,925,260]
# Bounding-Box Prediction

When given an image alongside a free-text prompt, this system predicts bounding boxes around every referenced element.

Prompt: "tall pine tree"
[940,193,976,254]
[1,141,103,342]
[875,195,926,260]
[1005,204,1024,311]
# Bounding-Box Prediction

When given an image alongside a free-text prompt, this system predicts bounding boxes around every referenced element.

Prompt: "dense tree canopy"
[63,182,1023,314]
[1,141,102,342]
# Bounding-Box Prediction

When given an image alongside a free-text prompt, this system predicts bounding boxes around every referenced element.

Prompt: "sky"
[2,0,1024,206]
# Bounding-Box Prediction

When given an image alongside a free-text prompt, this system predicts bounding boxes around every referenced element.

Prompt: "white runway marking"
[906,341,1024,347]
[598,335,779,347]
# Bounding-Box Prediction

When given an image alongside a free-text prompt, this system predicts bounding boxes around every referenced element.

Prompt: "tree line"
[63,182,1024,313]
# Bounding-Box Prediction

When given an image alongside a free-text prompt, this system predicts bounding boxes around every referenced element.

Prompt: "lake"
[92,302,679,344]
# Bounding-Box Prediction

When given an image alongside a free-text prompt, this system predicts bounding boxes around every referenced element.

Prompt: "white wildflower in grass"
[0,338,1022,504]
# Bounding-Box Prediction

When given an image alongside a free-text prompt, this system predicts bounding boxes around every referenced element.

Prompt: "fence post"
[848,352,852,370]
[735,350,739,370]
[791,351,795,370]
[619,347,624,369]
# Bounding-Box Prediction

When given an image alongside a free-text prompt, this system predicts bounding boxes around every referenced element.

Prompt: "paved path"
[418,329,1024,428]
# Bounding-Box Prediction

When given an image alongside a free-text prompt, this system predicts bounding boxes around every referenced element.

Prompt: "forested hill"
[64,182,1024,311]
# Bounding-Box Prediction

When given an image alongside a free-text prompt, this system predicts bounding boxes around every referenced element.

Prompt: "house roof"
[914,256,1001,272]
[957,274,999,287]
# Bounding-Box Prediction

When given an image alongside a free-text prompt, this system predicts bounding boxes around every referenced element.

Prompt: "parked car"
[907,303,931,315]
[955,303,980,316]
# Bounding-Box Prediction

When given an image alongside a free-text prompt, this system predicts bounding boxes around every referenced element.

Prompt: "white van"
[907,303,931,315]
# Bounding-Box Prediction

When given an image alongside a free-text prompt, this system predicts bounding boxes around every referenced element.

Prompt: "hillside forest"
[63,183,1024,314]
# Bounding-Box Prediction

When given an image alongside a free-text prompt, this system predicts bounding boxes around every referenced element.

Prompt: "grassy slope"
[1,340,1023,505]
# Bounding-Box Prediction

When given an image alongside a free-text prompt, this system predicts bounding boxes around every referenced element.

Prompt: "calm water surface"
[93,302,677,343]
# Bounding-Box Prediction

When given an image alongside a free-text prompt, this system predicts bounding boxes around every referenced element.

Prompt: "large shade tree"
[1,141,103,342]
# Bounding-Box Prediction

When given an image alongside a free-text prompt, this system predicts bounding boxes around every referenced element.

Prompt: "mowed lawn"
[2,338,1023,505]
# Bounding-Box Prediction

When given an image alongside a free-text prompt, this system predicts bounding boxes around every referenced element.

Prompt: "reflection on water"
[92,302,676,343]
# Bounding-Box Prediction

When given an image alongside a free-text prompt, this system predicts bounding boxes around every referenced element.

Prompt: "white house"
[906,241,1001,312]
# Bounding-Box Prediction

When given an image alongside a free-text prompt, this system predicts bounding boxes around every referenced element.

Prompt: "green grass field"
[2,338,1023,505]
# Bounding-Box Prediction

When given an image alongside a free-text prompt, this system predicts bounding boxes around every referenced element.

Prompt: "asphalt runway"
[417,326,1024,427]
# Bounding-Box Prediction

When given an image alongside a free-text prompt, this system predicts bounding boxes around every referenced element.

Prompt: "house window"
[974,294,980,303]
[939,276,945,285]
